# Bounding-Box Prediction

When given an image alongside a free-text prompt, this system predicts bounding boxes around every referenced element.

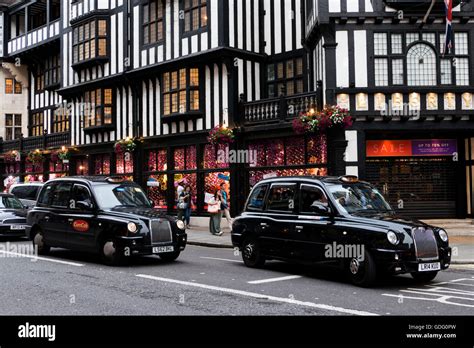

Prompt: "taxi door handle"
[44,215,50,221]
[295,226,304,232]
[260,223,269,228]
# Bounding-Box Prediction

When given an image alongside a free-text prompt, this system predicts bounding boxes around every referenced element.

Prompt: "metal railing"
[240,91,320,125]
[0,132,70,154]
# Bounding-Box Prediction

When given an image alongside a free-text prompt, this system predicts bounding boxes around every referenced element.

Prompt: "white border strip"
[248,275,302,284]
[0,251,84,267]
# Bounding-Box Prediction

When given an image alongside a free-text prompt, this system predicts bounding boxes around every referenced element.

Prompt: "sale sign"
[367,139,457,158]
[366,140,412,157]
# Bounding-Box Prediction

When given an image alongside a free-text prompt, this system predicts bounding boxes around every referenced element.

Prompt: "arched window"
[407,43,437,86]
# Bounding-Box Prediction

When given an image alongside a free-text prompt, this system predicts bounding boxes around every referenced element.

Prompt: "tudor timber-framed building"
[0,0,473,219]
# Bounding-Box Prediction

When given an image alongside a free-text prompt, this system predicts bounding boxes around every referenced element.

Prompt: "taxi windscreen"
[327,183,393,215]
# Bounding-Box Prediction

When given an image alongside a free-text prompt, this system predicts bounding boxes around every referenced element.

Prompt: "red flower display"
[292,105,353,135]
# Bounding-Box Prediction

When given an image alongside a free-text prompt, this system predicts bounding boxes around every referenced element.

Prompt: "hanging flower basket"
[292,105,353,135]
[114,138,137,154]
[51,147,71,163]
[26,150,45,165]
[4,151,20,163]
[208,126,235,145]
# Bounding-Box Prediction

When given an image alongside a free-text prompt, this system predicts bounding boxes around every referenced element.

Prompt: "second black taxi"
[26,177,187,265]
[232,176,451,287]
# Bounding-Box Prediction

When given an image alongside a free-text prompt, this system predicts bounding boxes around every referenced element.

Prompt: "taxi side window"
[266,184,296,212]
[247,185,268,211]
[72,185,92,209]
[37,185,55,207]
[300,185,328,214]
[50,183,73,208]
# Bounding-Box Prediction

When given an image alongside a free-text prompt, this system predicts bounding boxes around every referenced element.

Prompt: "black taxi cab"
[26,177,187,265]
[232,176,451,287]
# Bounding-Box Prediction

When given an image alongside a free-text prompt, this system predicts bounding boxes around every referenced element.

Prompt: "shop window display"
[248,135,327,188]
[116,152,134,181]
[5,163,20,175]
[146,149,168,209]
[25,162,44,183]
[174,145,196,170]
[204,171,231,209]
[204,143,230,169]
[174,173,197,211]
[76,157,89,175]
[49,161,69,180]
[93,154,111,175]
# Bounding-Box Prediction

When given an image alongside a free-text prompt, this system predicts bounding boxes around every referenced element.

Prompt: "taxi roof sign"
[339,175,359,183]
[106,176,126,183]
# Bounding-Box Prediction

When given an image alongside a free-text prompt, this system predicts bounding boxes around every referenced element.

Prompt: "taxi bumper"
[372,246,451,274]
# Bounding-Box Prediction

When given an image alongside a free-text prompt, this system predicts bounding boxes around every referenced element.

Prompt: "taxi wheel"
[33,229,50,255]
[159,251,181,262]
[100,239,127,266]
[348,250,376,287]
[411,271,438,283]
[242,237,265,268]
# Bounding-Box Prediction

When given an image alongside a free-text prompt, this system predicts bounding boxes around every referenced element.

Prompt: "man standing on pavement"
[220,182,233,231]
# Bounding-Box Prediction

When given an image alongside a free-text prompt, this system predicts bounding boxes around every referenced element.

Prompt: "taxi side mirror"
[77,201,94,210]
[310,202,331,215]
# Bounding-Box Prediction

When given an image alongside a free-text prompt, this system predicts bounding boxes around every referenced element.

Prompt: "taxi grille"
[150,220,173,245]
[412,227,439,261]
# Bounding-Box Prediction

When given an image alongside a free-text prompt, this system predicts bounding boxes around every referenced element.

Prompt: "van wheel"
[159,251,181,262]
[348,249,377,287]
[411,271,438,283]
[33,229,50,255]
[100,239,127,266]
[242,237,265,268]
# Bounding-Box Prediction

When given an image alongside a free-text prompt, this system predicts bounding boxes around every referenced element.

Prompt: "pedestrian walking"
[177,185,191,227]
[183,185,193,229]
[208,190,223,236]
[219,182,233,230]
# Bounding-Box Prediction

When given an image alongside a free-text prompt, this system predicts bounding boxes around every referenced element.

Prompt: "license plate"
[10,225,26,230]
[153,246,174,254]
[418,262,441,272]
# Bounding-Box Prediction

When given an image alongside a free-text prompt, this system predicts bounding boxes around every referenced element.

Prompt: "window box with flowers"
[292,105,353,135]
[208,125,235,145]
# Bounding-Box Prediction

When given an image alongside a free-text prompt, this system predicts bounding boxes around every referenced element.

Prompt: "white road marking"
[382,277,474,308]
[248,275,302,284]
[200,256,243,263]
[0,250,84,267]
[136,274,379,316]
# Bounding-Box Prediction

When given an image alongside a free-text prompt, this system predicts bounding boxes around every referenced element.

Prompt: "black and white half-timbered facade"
[305,0,474,218]
[1,0,473,218]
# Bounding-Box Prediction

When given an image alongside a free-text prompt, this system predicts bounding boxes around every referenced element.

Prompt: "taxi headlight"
[438,229,449,242]
[127,222,138,234]
[176,220,186,230]
[387,231,399,245]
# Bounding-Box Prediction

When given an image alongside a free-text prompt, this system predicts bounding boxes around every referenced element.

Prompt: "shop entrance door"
[365,157,457,218]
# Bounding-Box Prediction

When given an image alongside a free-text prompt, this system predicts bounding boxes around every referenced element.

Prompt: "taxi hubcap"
[350,258,360,275]
[103,241,116,258]
[244,244,254,260]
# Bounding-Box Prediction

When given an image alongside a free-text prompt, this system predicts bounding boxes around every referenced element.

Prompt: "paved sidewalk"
[186,228,474,264]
